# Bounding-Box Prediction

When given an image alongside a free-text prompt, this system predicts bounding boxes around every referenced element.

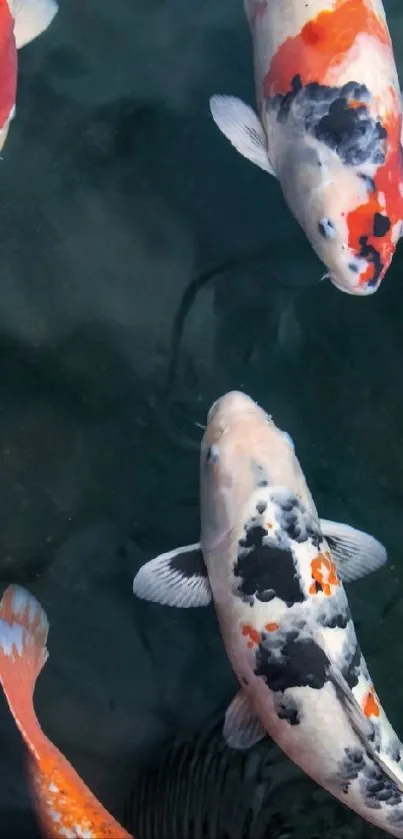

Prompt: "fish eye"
[281,431,295,449]
[318,219,336,240]
[205,444,220,465]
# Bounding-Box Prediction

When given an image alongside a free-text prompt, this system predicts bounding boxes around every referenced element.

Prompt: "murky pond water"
[1,1,403,837]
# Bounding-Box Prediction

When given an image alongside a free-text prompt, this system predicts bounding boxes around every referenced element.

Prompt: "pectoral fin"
[329,664,403,792]
[209,94,276,176]
[320,519,387,583]
[223,689,267,749]
[132,543,212,607]
[329,664,374,743]
[13,0,58,50]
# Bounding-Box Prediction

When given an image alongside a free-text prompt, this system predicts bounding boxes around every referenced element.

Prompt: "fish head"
[311,173,402,295]
[200,391,312,553]
[279,140,402,295]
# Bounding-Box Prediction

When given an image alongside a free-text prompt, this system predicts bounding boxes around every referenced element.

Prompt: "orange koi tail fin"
[0,585,49,755]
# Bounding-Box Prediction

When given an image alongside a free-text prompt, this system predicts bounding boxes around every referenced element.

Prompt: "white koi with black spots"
[133,390,403,836]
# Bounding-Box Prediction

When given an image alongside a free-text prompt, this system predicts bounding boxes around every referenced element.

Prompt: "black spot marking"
[254,633,330,692]
[251,460,269,488]
[358,173,376,193]
[361,763,402,809]
[318,218,335,239]
[277,702,300,726]
[267,75,387,167]
[387,743,402,764]
[348,262,359,273]
[373,212,391,238]
[341,644,361,690]
[256,500,267,515]
[234,524,304,606]
[274,491,322,548]
[170,548,207,579]
[357,235,383,286]
[320,609,349,630]
[388,809,403,827]
[338,747,366,787]
[256,589,276,603]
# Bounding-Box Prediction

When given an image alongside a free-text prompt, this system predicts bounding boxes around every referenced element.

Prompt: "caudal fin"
[0,587,134,839]
[0,585,49,753]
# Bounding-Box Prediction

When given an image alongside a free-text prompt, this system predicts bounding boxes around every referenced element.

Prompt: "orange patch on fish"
[309,552,340,597]
[0,586,133,839]
[264,0,391,97]
[241,624,261,646]
[346,102,403,288]
[0,0,16,130]
[363,690,380,719]
[264,622,279,632]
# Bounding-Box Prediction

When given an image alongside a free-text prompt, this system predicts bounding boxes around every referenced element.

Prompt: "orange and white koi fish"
[0,584,133,839]
[133,390,403,837]
[209,0,403,295]
[0,0,58,153]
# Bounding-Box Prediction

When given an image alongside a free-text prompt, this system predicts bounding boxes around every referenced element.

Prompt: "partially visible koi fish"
[209,0,403,294]
[133,390,403,837]
[0,584,133,839]
[0,0,58,153]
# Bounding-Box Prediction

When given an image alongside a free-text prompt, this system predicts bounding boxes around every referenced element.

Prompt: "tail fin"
[0,585,49,756]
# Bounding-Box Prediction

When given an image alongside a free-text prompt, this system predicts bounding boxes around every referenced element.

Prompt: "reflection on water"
[0,0,403,836]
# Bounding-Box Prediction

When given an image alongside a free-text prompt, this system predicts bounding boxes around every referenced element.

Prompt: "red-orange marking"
[262,0,403,288]
[264,622,279,632]
[264,0,391,97]
[309,552,340,597]
[347,102,403,287]
[363,690,380,718]
[0,2,16,130]
[241,624,261,646]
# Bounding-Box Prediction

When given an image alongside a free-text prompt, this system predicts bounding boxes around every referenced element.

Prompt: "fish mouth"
[329,274,379,296]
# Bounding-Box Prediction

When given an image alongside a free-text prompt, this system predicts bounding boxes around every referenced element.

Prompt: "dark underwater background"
[1,0,403,836]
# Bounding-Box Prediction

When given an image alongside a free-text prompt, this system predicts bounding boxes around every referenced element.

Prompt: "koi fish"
[0,0,58,153]
[209,0,403,295]
[0,584,133,839]
[133,390,403,837]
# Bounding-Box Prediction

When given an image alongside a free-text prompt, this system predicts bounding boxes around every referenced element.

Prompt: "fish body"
[0,584,132,839]
[133,390,403,836]
[0,0,58,153]
[209,0,403,294]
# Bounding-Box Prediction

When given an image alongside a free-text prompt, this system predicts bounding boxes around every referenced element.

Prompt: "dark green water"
[0,0,403,836]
